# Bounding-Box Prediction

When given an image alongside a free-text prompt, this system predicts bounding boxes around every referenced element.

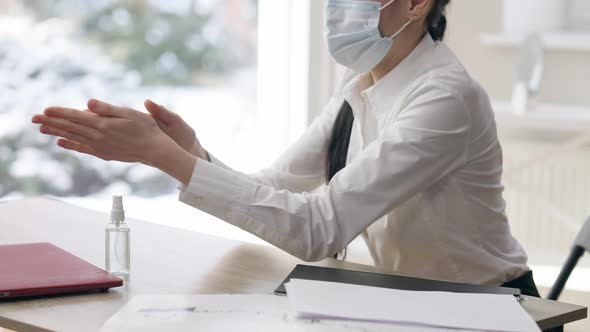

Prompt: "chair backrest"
[574,217,590,252]
[548,217,590,300]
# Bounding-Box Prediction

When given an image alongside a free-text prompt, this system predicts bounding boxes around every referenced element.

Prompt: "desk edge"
[536,306,588,330]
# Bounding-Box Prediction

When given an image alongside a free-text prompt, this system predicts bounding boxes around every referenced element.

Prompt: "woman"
[32,0,540,296]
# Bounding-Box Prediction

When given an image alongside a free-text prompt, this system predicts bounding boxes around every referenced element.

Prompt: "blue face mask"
[325,0,413,73]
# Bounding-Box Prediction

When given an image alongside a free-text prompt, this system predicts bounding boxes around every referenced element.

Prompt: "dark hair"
[325,0,450,183]
[427,0,450,41]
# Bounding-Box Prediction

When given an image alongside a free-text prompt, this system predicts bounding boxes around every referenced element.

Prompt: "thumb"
[145,99,175,125]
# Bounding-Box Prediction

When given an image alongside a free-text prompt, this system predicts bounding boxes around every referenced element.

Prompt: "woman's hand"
[34,99,168,164]
[144,100,209,160]
[32,99,197,185]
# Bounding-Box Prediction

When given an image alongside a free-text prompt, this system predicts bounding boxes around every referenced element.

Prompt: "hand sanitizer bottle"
[105,196,130,278]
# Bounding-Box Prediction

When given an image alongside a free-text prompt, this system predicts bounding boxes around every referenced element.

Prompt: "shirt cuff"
[208,153,231,170]
[178,158,257,225]
[176,152,231,190]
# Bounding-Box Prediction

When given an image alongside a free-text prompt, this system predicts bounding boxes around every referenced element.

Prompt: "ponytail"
[427,0,450,41]
[326,102,354,183]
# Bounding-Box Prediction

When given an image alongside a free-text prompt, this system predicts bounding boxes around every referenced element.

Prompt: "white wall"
[445,0,590,107]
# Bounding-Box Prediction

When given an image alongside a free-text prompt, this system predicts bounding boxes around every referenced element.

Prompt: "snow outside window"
[0,0,312,244]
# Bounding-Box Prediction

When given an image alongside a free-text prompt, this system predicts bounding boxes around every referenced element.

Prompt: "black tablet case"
[275,265,521,297]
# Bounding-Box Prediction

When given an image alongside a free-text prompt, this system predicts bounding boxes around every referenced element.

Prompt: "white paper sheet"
[286,279,541,332]
[100,294,468,332]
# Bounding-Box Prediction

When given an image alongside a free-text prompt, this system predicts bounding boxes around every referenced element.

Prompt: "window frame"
[257,0,334,161]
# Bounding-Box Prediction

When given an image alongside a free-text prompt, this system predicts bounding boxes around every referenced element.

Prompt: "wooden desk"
[0,198,586,332]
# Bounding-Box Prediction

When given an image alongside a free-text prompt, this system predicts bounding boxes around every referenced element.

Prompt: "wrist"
[146,136,174,167]
[189,139,209,161]
[198,147,210,162]
[151,139,197,186]
[186,136,199,155]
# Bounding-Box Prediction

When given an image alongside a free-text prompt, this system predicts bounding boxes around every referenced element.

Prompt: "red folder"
[0,243,123,299]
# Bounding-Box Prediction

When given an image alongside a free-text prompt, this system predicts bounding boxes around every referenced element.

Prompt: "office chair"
[547,217,590,301]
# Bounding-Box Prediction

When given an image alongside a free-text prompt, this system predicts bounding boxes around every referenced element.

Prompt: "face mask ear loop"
[379,0,396,11]
[388,19,413,40]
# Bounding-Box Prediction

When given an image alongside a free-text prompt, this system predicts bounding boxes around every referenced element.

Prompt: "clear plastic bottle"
[105,196,130,278]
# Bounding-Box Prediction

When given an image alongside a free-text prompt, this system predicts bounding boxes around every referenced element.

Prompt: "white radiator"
[501,135,590,256]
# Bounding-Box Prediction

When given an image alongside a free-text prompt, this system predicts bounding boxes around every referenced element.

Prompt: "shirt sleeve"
[179,85,471,262]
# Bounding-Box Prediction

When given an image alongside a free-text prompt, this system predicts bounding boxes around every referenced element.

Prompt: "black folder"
[275,265,521,297]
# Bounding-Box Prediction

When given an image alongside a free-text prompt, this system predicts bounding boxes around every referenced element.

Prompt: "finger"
[145,99,175,124]
[43,107,101,129]
[153,117,168,130]
[32,115,100,140]
[39,125,92,145]
[57,139,100,158]
[88,99,129,118]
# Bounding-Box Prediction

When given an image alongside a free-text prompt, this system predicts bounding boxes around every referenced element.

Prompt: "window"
[1,1,259,219]
[1,0,318,243]
[0,0,260,198]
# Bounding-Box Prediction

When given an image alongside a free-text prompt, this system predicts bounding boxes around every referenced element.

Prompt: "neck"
[370,29,425,82]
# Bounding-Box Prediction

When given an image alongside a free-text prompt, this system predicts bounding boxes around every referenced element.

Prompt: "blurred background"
[0,0,258,200]
[0,0,588,329]
[445,3,590,330]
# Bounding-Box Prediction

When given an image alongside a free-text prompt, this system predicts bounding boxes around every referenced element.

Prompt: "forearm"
[178,159,346,262]
[151,140,198,186]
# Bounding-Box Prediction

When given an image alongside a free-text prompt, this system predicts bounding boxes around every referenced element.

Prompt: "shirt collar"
[342,33,437,118]
[341,72,373,118]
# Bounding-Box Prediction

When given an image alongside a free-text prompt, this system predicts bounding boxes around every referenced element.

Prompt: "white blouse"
[179,34,529,286]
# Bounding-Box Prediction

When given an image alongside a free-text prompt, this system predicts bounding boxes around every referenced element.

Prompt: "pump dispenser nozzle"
[111,196,125,224]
